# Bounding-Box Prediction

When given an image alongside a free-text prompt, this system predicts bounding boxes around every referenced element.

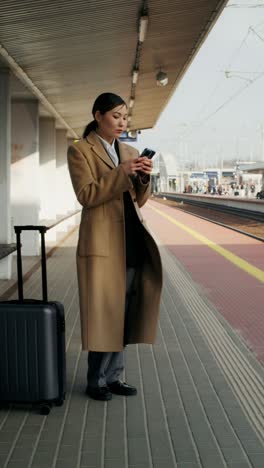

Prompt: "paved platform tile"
[0,229,264,468]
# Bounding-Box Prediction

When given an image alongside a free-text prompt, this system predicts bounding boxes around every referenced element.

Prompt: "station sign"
[119,131,138,142]
[205,171,218,178]
[190,172,206,178]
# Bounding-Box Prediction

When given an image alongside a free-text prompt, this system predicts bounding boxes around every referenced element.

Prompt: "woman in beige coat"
[67,93,162,401]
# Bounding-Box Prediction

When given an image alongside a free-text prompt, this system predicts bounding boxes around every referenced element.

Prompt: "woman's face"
[95,104,128,141]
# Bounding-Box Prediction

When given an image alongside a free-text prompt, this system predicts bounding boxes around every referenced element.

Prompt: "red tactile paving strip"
[143,200,264,364]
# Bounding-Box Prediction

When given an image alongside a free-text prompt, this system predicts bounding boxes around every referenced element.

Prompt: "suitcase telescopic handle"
[14,225,49,302]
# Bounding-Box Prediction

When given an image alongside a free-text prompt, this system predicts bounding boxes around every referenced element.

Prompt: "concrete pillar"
[39,117,57,220]
[56,129,69,216]
[67,137,81,210]
[0,68,12,279]
[11,99,40,256]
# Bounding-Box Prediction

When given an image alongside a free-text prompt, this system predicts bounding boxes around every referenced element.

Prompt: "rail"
[156,193,264,223]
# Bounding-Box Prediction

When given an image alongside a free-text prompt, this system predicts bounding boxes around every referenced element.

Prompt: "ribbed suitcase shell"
[0,300,66,403]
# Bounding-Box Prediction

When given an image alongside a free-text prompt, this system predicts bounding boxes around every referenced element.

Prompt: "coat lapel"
[86,131,115,169]
[117,140,136,163]
[85,131,137,168]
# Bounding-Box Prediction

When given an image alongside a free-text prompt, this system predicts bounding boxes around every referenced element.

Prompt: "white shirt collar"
[96,133,116,152]
[96,132,119,166]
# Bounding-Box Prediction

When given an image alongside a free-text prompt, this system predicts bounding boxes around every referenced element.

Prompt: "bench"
[0,243,17,260]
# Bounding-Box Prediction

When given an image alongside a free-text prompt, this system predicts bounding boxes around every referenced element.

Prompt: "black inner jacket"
[115,141,146,267]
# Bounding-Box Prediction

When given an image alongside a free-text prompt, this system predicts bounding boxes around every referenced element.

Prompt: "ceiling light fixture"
[129,98,135,108]
[156,70,168,87]
[139,15,148,42]
[132,69,139,84]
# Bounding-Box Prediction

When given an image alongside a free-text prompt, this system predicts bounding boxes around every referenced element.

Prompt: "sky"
[133,0,264,169]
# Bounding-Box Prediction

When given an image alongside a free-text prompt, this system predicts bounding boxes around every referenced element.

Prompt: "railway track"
[153,193,264,242]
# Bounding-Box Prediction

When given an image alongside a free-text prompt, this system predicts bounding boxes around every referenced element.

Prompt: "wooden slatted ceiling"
[0,0,227,136]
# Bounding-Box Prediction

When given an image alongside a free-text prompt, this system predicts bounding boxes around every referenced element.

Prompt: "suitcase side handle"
[14,225,48,302]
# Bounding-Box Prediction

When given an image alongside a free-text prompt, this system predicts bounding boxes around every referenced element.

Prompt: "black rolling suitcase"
[0,226,66,415]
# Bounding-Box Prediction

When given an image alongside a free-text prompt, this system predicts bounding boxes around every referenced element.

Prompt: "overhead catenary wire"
[174,19,264,144]
[176,68,264,143]
[249,25,264,41]
[251,17,264,29]
[190,28,252,125]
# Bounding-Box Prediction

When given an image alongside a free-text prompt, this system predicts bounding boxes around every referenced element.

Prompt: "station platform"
[0,199,264,468]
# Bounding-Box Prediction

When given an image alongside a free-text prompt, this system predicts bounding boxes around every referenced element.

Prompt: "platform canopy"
[0,0,227,138]
[238,162,264,175]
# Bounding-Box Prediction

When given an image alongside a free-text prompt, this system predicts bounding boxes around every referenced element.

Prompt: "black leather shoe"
[108,381,137,396]
[86,385,112,401]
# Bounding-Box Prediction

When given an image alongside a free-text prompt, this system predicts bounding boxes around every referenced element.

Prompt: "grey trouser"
[87,267,137,388]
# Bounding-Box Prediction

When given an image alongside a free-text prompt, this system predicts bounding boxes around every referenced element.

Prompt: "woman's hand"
[138,157,153,175]
[121,157,153,178]
[121,158,143,176]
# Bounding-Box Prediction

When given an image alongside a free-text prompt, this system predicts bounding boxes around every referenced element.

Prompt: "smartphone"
[140,148,156,159]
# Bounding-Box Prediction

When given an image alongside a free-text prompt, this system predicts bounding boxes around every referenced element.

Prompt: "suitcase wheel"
[40,404,51,415]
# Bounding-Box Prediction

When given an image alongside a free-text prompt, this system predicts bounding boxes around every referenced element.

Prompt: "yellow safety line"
[149,205,264,284]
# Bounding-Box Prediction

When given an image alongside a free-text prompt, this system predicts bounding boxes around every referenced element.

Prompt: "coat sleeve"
[126,146,151,208]
[67,145,133,208]
[134,175,151,208]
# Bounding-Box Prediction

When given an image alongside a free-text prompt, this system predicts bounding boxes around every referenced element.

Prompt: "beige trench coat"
[67,131,162,351]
